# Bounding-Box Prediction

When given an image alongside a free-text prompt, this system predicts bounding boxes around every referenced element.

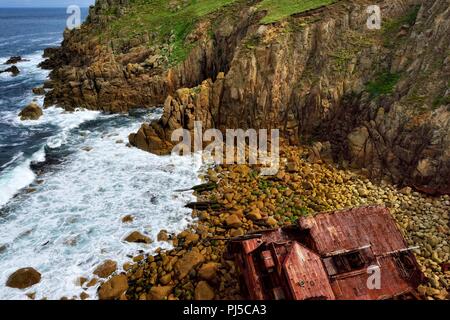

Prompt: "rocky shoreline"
[8,0,448,300]
[82,144,448,301]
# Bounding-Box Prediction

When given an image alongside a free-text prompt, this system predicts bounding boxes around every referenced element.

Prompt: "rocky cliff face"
[44,0,449,194]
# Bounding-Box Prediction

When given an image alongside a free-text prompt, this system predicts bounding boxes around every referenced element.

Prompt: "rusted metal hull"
[228,206,424,300]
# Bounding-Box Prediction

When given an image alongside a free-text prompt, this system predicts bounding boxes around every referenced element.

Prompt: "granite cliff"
[42,0,450,194]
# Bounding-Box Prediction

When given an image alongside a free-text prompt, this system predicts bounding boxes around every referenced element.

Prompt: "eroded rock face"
[128,0,449,195]
[44,0,449,194]
[19,102,43,120]
[6,267,41,289]
[41,2,256,112]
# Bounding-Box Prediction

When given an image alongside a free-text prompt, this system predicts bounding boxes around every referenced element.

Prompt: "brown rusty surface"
[299,206,408,256]
[283,242,335,300]
[229,206,424,300]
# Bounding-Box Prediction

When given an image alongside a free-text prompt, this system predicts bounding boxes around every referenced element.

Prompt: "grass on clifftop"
[107,0,238,64]
[257,0,339,24]
[105,0,341,65]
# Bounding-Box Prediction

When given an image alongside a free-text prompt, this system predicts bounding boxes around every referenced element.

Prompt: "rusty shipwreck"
[228,206,424,300]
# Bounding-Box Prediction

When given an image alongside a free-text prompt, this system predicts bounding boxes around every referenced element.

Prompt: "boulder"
[148,285,173,300]
[198,263,219,281]
[98,274,128,300]
[6,267,41,289]
[194,281,215,300]
[174,251,204,280]
[266,217,278,227]
[93,260,117,278]
[225,214,242,228]
[19,102,43,120]
[124,231,152,244]
[247,208,263,221]
[157,230,169,242]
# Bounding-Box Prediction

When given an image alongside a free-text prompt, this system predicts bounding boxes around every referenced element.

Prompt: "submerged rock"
[5,56,26,64]
[6,267,41,289]
[121,215,134,223]
[19,102,43,120]
[0,65,20,76]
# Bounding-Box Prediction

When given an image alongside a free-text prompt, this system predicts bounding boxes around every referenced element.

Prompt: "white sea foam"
[0,115,201,300]
[0,147,45,207]
[0,107,101,208]
[0,51,48,82]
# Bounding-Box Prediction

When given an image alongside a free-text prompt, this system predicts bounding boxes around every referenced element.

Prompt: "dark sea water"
[0,8,89,193]
[0,8,200,300]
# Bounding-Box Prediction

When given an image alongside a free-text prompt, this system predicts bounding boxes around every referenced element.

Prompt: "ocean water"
[0,8,200,300]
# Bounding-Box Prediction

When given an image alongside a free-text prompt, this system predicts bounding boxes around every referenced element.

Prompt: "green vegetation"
[107,0,238,64]
[257,0,339,24]
[366,72,401,97]
[433,95,450,109]
[102,0,341,65]
[383,5,420,47]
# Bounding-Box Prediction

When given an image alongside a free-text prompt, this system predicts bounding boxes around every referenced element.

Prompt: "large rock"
[19,102,43,120]
[0,65,20,76]
[93,260,117,278]
[198,263,219,281]
[194,281,215,300]
[174,251,204,280]
[98,274,128,300]
[148,285,173,300]
[225,214,242,228]
[124,231,152,244]
[6,268,41,289]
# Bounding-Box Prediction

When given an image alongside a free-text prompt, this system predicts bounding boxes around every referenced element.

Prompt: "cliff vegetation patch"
[257,0,339,24]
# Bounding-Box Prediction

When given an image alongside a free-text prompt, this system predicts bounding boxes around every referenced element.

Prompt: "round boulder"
[19,102,43,121]
[124,231,152,244]
[6,267,41,289]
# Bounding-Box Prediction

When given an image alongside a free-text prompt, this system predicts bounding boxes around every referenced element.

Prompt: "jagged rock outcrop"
[42,0,259,112]
[44,0,449,194]
[0,65,20,76]
[129,0,449,194]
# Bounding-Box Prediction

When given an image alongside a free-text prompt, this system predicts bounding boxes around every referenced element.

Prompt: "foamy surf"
[0,107,101,208]
[0,147,45,207]
[0,111,201,300]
